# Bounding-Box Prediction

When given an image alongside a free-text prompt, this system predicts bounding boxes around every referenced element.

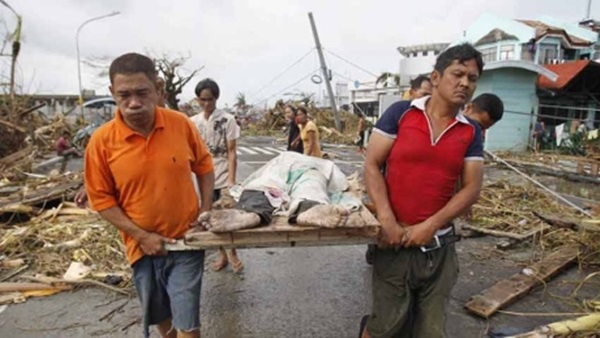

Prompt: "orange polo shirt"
[84,107,213,265]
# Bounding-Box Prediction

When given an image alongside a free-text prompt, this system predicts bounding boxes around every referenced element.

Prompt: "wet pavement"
[2,139,599,337]
[1,236,598,337]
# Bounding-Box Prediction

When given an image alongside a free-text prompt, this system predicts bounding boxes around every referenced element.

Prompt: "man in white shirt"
[190,78,244,273]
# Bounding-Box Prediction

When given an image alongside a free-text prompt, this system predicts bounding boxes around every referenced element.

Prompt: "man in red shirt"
[55,130,82,173]
[361,43,485,338]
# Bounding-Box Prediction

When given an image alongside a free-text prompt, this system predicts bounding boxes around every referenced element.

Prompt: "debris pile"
[244,101,360,144]
[0,172,131,305]
[470,180,599,256]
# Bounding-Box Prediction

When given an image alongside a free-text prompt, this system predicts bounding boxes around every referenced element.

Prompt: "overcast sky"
[0,0,596,108]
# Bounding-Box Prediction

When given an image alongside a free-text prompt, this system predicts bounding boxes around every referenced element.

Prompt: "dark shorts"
[358,132,366,147]
[132,251,205,338]
[367,244,458,338]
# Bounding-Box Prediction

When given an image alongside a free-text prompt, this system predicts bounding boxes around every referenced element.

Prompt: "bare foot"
[212,255,228,272]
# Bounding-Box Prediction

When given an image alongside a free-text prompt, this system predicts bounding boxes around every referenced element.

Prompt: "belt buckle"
[420,235,441,253]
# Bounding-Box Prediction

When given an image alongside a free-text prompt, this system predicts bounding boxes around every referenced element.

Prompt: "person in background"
[409,75,432,99]
[463,93,504,132]
[357,112,367,154]
[296,106,322,158]
[56,130,82,173]
[285,105,303,153]
[533,118,545,152]
[190,78,244,274]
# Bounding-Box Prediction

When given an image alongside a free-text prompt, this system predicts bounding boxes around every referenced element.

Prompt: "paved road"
[3,137,599,337]
[236,136,364,177]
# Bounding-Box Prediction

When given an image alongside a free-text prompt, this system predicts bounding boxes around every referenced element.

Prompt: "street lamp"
[0,0,22,121]
[76,11,120,123]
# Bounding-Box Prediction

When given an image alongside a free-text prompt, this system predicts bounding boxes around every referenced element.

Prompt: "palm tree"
[298,92,316,107]
[375,72,400,88]
[234,92,248,113]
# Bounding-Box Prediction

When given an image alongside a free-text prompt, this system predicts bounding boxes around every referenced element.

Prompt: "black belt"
[420,225,461,252]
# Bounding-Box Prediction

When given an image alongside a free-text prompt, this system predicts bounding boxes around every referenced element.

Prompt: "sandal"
[231,259,244,273]
[359,315,369,338]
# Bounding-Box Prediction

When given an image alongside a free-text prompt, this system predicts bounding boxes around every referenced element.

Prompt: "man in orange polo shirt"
[84,53,214,338]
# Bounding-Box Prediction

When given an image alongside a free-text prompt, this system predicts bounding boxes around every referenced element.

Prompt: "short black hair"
[472,93,504,122]
[297,106,308,115]
[410,75,431,90]
[285,105,297,115]
[195,78,220,99]
[109,53,157,84]
[434,43,484,76]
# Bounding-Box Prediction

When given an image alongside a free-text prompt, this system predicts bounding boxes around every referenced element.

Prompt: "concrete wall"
[475,68,539,151]
[399,53,437,86]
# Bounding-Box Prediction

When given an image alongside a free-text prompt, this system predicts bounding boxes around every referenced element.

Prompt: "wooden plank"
[182,212,380,249]
[0,181,80,208]
[0,145,32,165]
[465,246,579,318]
[461,223,549,240]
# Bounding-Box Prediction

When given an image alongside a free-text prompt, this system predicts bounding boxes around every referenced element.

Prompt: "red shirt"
[374,97,483,225]
[55,136,70,155]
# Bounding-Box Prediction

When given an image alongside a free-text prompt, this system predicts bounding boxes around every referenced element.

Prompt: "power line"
[247,48,315,99]
[331,71,354,83]
[323,48,379,78]
[504,109,600,123]
[253,68,320,107]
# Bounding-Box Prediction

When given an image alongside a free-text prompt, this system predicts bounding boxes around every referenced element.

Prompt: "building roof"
[475,29,519,46]
[538,60,590,89]
[517,19,593,47]
[538,60,600,100]
[397,43,449,56]
[484,60,558,82]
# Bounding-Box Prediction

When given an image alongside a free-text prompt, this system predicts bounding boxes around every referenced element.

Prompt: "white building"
[397,43,449,87]
[349,83,400,118]
[322,82,351,110]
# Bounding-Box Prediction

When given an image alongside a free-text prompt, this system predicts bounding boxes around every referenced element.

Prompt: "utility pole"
[308,12,341,131]
[586,0,593,19]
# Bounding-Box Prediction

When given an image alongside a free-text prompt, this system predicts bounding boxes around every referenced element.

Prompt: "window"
[412,52,418,57]
[538,44,558,64]
[499,45,515,60]
[480,46,497,62]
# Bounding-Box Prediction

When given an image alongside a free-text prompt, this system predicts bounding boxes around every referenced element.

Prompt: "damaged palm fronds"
[0,213,127,278]
[0,172,132,303]
[0,212,130,300]
[469,180,600,257]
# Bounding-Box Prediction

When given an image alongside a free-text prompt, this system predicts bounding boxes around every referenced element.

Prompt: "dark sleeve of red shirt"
[464,119,484,161]
[373,100,412,138]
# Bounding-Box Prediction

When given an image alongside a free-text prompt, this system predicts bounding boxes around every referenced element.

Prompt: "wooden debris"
[461,223,549,241]
[0,282,72,293]
[532,211,580,230]
[506,313,600,338]
[465,246,580,318]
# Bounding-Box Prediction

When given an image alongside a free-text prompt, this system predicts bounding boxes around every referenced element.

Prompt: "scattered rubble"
[243,101,361,145]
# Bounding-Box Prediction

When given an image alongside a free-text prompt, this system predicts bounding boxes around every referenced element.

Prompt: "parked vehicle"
[72,98,116,149]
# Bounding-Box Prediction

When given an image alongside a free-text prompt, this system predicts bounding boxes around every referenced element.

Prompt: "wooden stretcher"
[166,206,380,250]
